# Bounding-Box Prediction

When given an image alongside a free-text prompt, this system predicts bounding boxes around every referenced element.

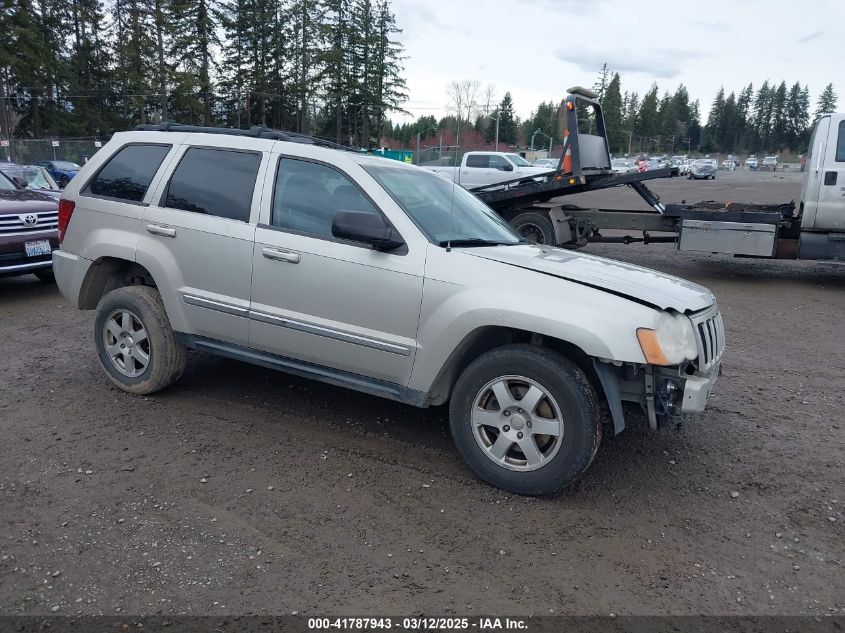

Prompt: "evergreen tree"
[170,0,223,125]
[637,84,659,152]
[601,73,624,153]
[490,92,517,145]
[704,87,725,152]
[814,83,838,119]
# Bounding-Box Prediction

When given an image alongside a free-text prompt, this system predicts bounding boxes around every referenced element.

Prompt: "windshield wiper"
[438,238,516,248]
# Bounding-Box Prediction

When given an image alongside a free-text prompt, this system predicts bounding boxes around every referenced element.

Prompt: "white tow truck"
[469,88,845,263]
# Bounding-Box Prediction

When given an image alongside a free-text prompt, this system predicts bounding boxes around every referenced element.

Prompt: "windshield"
[363,165,521,246]
[0,166,57,190]
[53,161,80,170]
[0,172,16,190]
[505,154,531,167]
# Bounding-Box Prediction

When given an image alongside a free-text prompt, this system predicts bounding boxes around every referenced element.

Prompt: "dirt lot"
[0,169,842,617]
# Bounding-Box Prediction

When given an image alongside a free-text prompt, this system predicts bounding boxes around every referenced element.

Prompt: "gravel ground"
[0,169,842,617]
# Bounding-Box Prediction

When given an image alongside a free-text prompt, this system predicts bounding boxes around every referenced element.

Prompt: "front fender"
[408,272,657,394]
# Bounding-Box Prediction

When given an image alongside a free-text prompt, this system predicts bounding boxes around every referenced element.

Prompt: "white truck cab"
[799,114,845,259]
[424,151,553,189]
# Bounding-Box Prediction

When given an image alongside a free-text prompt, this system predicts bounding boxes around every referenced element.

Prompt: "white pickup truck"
[424,151,554,189]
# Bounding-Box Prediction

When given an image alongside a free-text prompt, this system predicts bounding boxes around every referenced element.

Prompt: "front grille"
[0,210,59,236]
[691,307,725,371]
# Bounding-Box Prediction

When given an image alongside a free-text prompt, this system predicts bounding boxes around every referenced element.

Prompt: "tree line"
[388,67,839,157]
[0,0,407,146]
[596,65,838,156]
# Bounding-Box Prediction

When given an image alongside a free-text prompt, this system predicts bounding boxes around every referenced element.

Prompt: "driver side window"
[272,158,379,239]
[488,155,510,171]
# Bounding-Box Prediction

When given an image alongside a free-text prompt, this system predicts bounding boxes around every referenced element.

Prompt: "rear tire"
[449,345,601,496]
[510,212,556,246]
[94,285,186,395]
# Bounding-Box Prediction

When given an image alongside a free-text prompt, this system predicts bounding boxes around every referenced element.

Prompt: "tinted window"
[488,155,509,171]
[272,158,379,238]
[86,144,171,202]
[836,121,845,162]
[465,154,489,168]
[165,148,261,222]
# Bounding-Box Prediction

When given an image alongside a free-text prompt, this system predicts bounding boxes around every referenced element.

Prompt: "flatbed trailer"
[467,88,842,262]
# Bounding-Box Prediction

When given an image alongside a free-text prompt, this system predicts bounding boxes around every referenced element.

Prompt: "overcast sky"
[390,0,841,123]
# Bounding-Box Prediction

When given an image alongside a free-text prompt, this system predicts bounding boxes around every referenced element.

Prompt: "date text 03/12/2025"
[307,617,529,630]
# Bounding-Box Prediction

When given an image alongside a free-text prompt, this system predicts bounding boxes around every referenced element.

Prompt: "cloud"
[796,30,824,44]
[688,19,731,30]
[556,48,707,80]
[519,0,609,9]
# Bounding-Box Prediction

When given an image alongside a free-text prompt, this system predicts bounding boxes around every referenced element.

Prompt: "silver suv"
[53,126,724,496]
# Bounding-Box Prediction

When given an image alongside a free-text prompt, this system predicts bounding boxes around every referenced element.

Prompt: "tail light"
[57,199,75,243]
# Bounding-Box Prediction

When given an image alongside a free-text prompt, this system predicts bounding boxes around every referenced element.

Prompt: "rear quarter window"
[836,121,845,162]
[84,144,172,202]
[465,155,489,168]
[163,147,261,222]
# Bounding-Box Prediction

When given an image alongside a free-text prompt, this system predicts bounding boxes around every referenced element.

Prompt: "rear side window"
[836,121,845,162]
[85,144,171,202]
[272,158,379,239]
[465,154,489,168]
[164,148,261,222]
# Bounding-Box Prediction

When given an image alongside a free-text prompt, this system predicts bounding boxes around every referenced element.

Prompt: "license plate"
[24,240,51,257]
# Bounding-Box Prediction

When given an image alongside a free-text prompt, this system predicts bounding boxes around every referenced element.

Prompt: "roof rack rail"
[133,122,361,152]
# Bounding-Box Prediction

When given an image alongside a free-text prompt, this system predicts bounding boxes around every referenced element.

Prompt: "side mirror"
[502,163,514,172]
[332,210,405,251]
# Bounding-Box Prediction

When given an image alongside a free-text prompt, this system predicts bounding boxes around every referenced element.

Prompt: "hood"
[464,243,715,312]
[0,188,59,215]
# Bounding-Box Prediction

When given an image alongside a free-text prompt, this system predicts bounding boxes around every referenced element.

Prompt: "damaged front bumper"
[593,359,721,434]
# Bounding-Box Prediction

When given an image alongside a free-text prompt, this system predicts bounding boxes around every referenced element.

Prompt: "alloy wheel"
[471,375,564,471]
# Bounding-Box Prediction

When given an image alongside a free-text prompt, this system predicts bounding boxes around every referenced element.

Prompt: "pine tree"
[170,0,222,125]
[637,84,659,152]
[704,87,725,152]
[492,92,517,145]
[814,83,838,119]
[601,73,624,154]
[592,63,610,102]
[752,81,773,152]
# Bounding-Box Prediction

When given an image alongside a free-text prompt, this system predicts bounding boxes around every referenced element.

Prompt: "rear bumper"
[52,249,92,307]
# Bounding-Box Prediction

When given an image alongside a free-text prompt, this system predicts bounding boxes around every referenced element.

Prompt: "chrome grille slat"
[691,306,725,371]
[0,210,59,235]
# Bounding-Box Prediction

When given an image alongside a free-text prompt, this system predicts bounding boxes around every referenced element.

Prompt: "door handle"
[262,247,300,264]
[146,223,177,238]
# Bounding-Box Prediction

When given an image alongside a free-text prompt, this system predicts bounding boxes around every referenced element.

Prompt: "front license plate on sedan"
[25,240,51,257]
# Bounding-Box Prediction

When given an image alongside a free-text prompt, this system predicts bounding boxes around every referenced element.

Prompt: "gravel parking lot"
[1,169,842,617]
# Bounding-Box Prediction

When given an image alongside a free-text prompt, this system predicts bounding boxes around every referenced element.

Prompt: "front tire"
[449,345,601,496]
[510,212,556,245]
[94,286,186,395]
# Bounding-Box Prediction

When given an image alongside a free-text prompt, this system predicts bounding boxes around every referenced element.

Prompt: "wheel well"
[78,257,158,309]
[426,326,599,406]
